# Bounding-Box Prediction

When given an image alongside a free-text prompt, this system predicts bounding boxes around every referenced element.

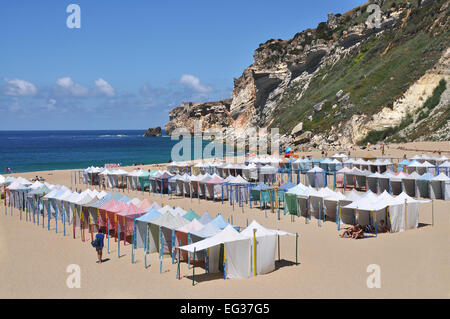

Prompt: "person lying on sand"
[351,226,364,239]
[339,224,360,238]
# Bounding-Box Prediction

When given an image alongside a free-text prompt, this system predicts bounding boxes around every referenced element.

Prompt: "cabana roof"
[179,225,245,253]
[137,208,162,223]
[240,220,294,237]
[431,173,450,181]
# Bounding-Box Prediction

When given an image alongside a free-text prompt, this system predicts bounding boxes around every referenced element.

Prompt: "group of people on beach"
[339,220,390,239]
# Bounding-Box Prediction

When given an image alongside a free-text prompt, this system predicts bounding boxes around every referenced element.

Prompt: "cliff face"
[164,99,232,135]
[165,0,450,149]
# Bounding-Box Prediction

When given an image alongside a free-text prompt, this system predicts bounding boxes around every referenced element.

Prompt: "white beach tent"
[179,225,252,279]
[390,171,408,195]
[388,192,427,232]
[306,166,326,188]
[323,190,346,221]
[339,190,362,225]
[240,220,294,275]
[438,161,450,176]
[367,172,384,193]
[429,173,450,200]
[308,187,337,220]
[402,171,421,197]
[148,212,189,254]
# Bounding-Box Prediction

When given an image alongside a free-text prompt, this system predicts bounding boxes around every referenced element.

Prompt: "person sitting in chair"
[378,219,390,233]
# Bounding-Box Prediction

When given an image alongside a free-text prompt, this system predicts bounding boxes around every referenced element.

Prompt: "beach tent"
[416,173,434,198]
[116,203,145,243]
[284,183,309,216]
[338,190,362,225]
[198,174,213,198]
[148,212,189,254]
[175,219,205,262]
[397,159,411,172]
[308,187,337,220]
[188,174,204,198]
[210,214,230,230]
[343,158,356,169]
[366,172,383,193]
[205,176,226,200]
[138,171,151,191]
[228,175,250,204]
[242,163,257,181]
[378,171,395,193]
[169,174,181,195]
[343,190,388,227]
[250,182,273,207]
[336,167,352,188]
[138,199,152,211]
[177,174,190,197]
[198,212,214,225]
[306,166,326,188]
[179,225,252,278]
[438,161,450,176]
[259,165,277,184]
[183,209,200,222]
[429,173,450,200]
[402,171,420,197]
[323,190,346,221]
[276,181,296,205]
[390,171,408,195]
[240,220,293,275]
[173,206,187,217]
[388,192,424,232]
[135,208,162,249]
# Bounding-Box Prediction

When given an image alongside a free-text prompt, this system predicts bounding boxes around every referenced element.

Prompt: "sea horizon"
[0,129,217,174]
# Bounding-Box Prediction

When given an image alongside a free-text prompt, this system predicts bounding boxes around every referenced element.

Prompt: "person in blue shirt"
[95,229,105,263]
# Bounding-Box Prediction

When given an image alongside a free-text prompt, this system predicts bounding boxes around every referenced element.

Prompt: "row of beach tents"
[1,175,295,280]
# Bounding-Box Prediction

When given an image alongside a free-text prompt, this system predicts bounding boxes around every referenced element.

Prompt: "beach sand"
[0,141,449,298]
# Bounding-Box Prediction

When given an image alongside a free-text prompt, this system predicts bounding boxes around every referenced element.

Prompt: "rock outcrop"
[144,127,162,137]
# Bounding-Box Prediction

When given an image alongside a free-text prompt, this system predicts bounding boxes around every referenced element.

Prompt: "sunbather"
[340,224,361,238]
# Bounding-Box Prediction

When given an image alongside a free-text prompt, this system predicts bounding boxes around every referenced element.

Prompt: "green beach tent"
[182,209,200,222]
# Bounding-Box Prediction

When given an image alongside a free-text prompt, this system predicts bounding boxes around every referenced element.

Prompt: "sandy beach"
[1,141,449,299]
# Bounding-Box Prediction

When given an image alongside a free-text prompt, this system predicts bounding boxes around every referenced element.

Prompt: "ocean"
[0,130,218,173]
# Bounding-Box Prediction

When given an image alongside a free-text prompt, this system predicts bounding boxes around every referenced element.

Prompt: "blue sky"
[0,0,365,130]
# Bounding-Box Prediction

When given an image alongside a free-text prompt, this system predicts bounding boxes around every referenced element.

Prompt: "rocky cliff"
[165,0,450,150]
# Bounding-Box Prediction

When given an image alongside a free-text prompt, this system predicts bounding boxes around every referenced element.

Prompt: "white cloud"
[56,77,89,96]
[94,78,115,97]
[180,74,212,93]
[3,78,37,96]
[47,98,56,111]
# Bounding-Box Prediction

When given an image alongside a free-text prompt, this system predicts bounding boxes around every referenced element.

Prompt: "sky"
[0,0,365,130]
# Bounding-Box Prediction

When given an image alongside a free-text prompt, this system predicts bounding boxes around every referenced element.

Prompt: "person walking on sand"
[94,229,105,263]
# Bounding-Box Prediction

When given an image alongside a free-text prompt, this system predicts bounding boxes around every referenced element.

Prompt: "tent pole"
[432,199,434,226]
[177,241,181,279]
[295,233,298,265]
[223,244,226,280]
[404,199,407,232]
[253,229,257,277]
[277,233,280,262]
[192,247,196,286]
[107,219,110,254]
[118,223,121,258]
[171,230,175,264]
